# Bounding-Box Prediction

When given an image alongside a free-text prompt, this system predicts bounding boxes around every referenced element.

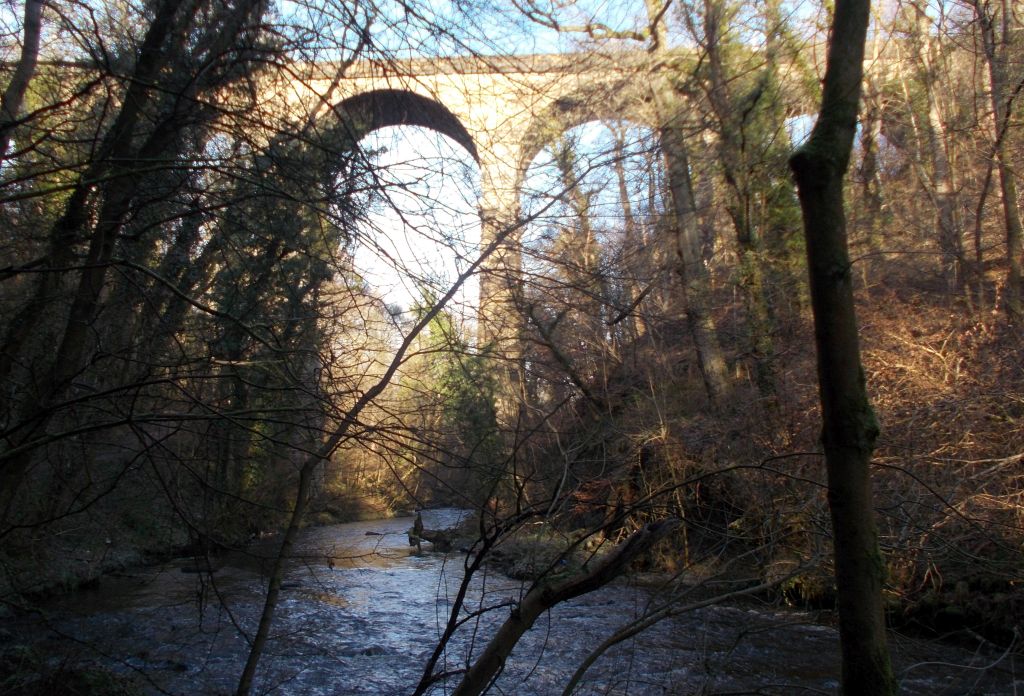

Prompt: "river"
[6,510,1019,694]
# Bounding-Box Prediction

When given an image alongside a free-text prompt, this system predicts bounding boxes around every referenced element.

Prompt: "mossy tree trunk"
[788,0,897,693]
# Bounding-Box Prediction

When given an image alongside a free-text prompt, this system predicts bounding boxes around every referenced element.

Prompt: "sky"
[352,126,482,321]
[357,0,653,58]
[352,120,663,323]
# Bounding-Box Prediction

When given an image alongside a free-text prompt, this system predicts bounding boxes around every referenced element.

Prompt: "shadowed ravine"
[10,510,1018,695]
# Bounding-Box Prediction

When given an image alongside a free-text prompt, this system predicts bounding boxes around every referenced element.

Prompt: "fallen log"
[407,512,457,551]
[408,521,455,552]
[450,518,680,696]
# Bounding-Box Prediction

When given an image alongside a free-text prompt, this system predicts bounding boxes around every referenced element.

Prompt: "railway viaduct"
[263,51,672,341]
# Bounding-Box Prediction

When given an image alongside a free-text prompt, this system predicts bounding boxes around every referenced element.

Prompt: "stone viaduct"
[263,51,670,341]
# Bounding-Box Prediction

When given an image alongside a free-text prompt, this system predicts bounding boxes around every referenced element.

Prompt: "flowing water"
[7,510,1020,695]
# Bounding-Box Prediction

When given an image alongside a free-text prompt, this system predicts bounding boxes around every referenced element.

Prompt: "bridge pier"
[477,150,526,430]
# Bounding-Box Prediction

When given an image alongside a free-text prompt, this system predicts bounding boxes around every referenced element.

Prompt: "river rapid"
[7,509,1020,695]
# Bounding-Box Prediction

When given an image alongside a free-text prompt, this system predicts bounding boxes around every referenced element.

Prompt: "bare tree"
[789,0,897,691]
[966,0,1024,316]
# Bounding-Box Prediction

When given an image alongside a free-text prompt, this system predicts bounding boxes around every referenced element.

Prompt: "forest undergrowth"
[700,274,1024,647]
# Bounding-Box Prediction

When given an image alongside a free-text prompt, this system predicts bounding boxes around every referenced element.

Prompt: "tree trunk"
[788,0,896,692]
[659,122,731,407]
[612,128,648,341]
[857,75,884,252]
[701,0,779,397]
[0,0,185,517]
[913,5,965,294]
[973,0,1024,316]
[644,0,730,407]
[0,0,43,161]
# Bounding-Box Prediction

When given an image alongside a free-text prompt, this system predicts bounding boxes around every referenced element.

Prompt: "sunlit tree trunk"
[911,3,966,294]
[646,0,730,408]
[656,109,731,407]
[857,74,885,253]
[971,0,1024,317]
[612,128,648,342]
[788,0,897,691]
[700,0,779,398]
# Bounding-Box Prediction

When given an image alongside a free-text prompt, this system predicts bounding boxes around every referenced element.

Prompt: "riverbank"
[469,515,1024,658]
[0,491,401,607]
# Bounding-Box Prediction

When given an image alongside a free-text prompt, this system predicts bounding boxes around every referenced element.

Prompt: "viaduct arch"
[267,52,669,344]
